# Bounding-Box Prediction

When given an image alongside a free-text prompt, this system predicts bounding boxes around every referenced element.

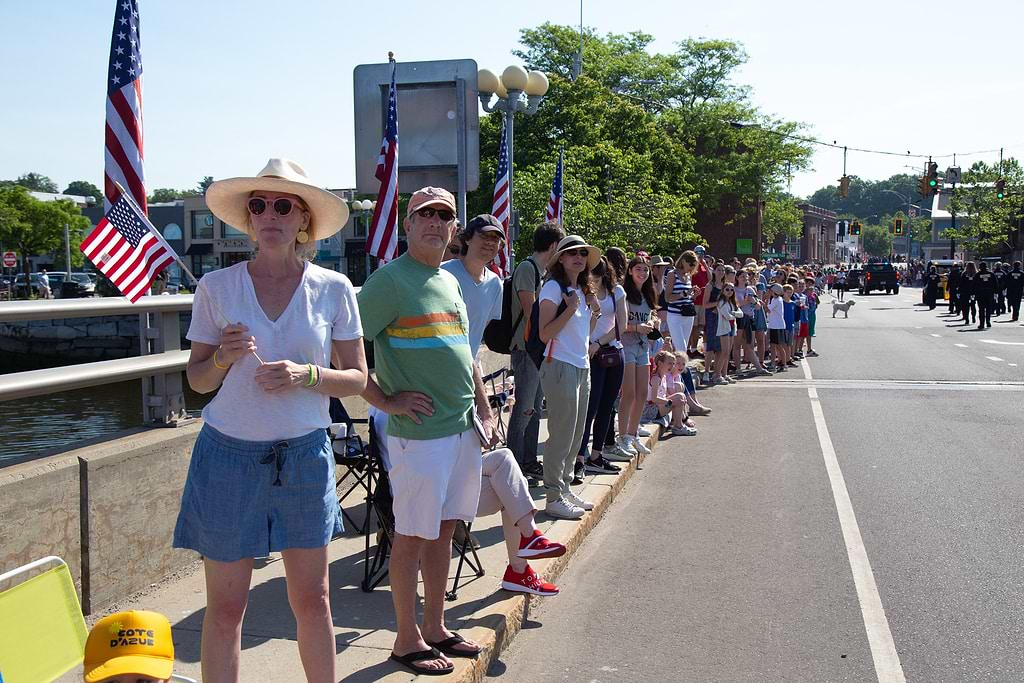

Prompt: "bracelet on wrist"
[312,365,324,389]
[212,349,230,370]
[306,364,317,387]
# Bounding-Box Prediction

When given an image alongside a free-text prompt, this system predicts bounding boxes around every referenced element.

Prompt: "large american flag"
[366,60,399,263]
[545,147,564,225]
[491,120,511,277]
[80,194,175,303]
[105,0,146,213]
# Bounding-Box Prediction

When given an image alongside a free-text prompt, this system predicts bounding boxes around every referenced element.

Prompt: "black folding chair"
[360,416,486,598]
[482,367,512,448]
[329,399,375,535]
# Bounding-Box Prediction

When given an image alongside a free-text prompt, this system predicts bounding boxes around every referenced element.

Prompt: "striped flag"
[104,0,146,213]
[366,59,399,263]
[491,120,511,277]
[80,194,175,303]
[545,147,564,225]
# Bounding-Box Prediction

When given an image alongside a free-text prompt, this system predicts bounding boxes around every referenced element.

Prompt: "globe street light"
[478,65,549,237]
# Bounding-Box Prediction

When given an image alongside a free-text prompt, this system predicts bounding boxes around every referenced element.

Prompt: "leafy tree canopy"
[467,23,812,259]
[149,187,199,203]
[860,223,892,257]
[804,173,923,224]
[63,180,103,203]
[945,159,1024,255]
[7,172,60,194]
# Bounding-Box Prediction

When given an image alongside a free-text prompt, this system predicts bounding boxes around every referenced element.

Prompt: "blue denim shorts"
[623,340,650,366]
[173,425,341,563]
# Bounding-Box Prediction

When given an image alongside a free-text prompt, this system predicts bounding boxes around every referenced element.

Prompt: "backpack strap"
[510,259,542,338]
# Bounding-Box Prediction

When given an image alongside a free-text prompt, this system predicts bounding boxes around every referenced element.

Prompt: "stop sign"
[2,251,16,268]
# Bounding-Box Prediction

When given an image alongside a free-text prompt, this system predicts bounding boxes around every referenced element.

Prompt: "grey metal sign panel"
[354,59,480,195]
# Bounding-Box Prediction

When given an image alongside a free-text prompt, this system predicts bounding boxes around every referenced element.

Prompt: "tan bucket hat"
[547,234,602,271]
[205,158,349,242]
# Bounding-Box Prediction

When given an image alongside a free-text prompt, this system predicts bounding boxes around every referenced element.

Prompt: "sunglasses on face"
[416,207,456,222]
[248,196,305,217]
[568,248,589,258]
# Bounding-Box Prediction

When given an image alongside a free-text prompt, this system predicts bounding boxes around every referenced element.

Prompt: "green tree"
[945,159,1024,255]
[148,187,198,203]
[197,176,214,194]
[0,186,90,297]
[63,180,103,203]
[860,223,892,257]
[471,24,811,257]
[762,193,803,243]
[805,173,921,220]
[14,172,59,193]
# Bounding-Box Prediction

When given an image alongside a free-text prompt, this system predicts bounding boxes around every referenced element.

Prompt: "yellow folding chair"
[0,556,87,683]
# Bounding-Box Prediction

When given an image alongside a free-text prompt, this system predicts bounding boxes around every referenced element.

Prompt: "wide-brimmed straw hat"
[205,158,349,242]
[547,235,602,271]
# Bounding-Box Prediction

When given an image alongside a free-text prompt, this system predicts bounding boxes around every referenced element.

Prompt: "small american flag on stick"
[545,147,564,225]
[80,192,175,302]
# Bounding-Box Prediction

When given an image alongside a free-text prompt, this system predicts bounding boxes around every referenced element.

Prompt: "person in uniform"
[995,262,1008,316]
[974,261,996,329]
[924,265,940,309]
[1006,261,1023,322]
[959,261,976,325]
[946,263,961,315]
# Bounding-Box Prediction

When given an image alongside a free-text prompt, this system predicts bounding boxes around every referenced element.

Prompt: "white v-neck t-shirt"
[187,261,363,441]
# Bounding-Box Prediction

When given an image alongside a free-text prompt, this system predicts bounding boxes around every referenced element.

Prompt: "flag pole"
[113,182,265,364]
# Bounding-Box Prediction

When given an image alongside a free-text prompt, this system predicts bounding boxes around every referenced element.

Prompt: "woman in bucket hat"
[173,158,368,681]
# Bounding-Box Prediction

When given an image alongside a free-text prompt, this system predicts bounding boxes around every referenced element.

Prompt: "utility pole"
[64,223,71,278]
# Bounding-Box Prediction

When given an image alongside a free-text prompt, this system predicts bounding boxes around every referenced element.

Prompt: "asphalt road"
[492,288,1024,683]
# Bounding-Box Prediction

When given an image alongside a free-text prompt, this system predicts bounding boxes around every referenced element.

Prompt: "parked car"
[57,273,97,298]
[13,273,46,298]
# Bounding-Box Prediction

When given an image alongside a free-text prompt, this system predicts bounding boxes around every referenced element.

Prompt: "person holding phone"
[618,256,658,456]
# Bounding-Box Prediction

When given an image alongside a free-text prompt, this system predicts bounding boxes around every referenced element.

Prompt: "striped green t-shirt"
[357,253,475,440]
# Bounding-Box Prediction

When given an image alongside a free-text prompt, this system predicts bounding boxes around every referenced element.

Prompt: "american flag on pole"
[545,147,564,225]
[366,58,399,263]
[80,194,175,303]
[104,0,147,213]
[491,120,511,277]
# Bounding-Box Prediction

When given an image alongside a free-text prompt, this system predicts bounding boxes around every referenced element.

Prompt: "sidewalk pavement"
[64,415,668,683]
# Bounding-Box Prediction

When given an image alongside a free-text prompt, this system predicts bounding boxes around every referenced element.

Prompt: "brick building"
[696,196,763,262]
[773,203,836,263]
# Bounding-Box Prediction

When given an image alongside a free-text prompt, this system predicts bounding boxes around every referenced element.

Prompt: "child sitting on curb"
[642,350,697,436]
[669,350,711,416]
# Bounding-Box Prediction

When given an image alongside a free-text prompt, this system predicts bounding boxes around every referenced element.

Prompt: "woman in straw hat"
[172,158,367,682]
[536,235,603,521]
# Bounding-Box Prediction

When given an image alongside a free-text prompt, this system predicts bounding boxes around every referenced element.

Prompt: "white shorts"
[385,428,482,540]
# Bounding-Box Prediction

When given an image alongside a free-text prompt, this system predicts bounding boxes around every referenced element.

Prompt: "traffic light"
[927,162,940,194]
[894,218,904,236]
[996,178,1006,199]
[851,220,862,236]
[918,174,931,197]
[839,175,850,198]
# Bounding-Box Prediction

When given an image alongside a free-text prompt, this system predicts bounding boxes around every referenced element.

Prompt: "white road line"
[800,361,906,682]
[914,327,922,329]
[930,334,941,338]
[980,339,1024,346]
[954,343,968,348]
[1011,364,1019,367]
[986,356,1005,362]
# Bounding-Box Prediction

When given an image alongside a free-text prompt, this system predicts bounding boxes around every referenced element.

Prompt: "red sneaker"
[501,564,560,596]
[517,530,567,559]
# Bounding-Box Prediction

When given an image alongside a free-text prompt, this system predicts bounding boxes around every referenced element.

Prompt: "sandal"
[426,632,481,659]
[389,647,455,676]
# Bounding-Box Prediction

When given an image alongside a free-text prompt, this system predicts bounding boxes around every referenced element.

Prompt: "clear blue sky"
[2,0,1022,200]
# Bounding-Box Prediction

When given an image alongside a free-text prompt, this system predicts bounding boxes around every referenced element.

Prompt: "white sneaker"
[565,491,594,511]
[604,441,634,462]
[671,425,698,436]
[545,498,584,520]
[629,435,652,455]
[637,425,653,437]
[701,372,711,384]
[612,435,637,457]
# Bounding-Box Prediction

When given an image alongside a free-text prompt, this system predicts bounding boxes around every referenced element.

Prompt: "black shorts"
[769,329,786,345]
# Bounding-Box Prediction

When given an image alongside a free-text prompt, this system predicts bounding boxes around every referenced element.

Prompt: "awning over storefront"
[185,243,213,255]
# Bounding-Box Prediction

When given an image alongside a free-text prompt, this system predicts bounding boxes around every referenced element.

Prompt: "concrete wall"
[0,453,82,594]
[75,423,202,613]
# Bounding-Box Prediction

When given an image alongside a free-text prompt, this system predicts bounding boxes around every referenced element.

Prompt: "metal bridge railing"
[0,296,196,424]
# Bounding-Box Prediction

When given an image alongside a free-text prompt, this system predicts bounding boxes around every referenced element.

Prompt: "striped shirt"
[665,269,694,316]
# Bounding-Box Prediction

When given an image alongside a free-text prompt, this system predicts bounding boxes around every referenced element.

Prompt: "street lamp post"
[477,66,549,239]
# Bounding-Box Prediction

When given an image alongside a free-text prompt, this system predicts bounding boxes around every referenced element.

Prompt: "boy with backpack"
[499,222,565,481]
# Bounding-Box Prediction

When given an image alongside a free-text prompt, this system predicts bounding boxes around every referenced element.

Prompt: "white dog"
[832,299,856,318]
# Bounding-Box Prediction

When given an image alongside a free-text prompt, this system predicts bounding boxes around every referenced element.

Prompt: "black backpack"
[525,280,569,369]
[483,259,540,354]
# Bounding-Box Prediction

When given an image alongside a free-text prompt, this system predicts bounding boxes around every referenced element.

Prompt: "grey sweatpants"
[539,358,591,503]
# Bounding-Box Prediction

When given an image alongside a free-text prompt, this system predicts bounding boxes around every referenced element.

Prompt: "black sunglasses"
[566,248,589,258]
[247,197,304,217]
[416,207,456,222]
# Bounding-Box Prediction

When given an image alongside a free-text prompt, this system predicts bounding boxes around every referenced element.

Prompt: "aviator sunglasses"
[247,196,307,217]
[416,207,456,222]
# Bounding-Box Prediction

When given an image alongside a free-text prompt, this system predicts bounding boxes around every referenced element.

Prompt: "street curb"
[448,426,663,682]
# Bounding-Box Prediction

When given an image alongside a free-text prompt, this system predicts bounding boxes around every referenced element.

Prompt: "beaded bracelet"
[212,349,230,370]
